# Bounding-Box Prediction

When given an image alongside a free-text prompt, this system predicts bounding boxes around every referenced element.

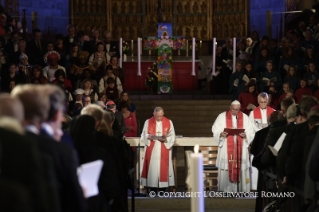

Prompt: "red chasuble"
[226,110,243,182]
[253,106,275,120]
[141,117,170,183]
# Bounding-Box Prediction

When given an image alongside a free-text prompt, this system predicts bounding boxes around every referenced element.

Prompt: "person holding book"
[249,92,275,131]
[295,78,313,103]
[238,81,258,115]
[284,66,300,92]
[140,107,176,193]
[229,61,244,101]
[211,100,255,192]
[259,60,282,92]
[303,62,319,92]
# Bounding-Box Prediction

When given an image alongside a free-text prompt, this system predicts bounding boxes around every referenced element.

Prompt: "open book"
[222,59,233,70]
[268,132,287,156]
[242,75,250,83]
[250,78,257,82]
[152,130,172,140]
[78,160,104,198]
[262,77,277,82]
[233,79,239,87]
[224,128,245,135]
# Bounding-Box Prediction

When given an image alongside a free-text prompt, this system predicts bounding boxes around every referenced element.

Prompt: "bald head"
[0,94,24,123]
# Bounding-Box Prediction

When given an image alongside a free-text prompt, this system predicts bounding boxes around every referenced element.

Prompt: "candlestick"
[119,38,123,68]
[137,37,141,76]
[192,38,195,76]
[190,145,204,212]
[212,38,216,76]
[131,40,133,57]
[186,40,189,57]
[233,37,236,73]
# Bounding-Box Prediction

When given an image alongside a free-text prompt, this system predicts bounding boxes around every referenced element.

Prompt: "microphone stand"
[236,115,239,193]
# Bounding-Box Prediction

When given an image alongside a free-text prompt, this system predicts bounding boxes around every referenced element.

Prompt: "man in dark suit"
[89,29,102,54]
[77,30,91,54]
[4,31,19,58]
[27,29,46,66]
[63,24,78,53]
[11,84,87,212]
[103,31,120,63]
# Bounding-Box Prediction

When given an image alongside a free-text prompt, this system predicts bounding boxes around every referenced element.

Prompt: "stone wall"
[1,0,69,35]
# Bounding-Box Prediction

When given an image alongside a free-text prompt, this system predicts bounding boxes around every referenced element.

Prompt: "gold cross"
[229,154,236,168]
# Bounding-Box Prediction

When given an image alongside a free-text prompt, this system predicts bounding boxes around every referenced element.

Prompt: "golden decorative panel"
[69,0,248,40]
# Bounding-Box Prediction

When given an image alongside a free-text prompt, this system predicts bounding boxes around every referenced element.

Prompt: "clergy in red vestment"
[249,92,275,131]
[140,107,175,190]
[238,81,258,115]
[295,78,312,103]
[212,100,255,192]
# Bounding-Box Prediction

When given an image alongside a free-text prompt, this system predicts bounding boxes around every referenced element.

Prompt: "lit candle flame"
[194,144,199,154]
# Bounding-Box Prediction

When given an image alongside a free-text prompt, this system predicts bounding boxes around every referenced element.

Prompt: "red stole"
[141,117,170,183]
[253,106,274,120]
[226,110,243,182]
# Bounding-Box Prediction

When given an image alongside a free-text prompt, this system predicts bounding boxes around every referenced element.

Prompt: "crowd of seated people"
[0,23,138,122]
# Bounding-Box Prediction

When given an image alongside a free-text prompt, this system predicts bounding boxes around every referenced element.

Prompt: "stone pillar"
[266,11,272,38]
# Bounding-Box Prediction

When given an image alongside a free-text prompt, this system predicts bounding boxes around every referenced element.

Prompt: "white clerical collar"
[25,124,39,134]
[41,122,54,137]
[260,107,267,110]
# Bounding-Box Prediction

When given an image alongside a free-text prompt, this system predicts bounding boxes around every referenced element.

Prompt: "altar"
[126,137,217,189]
[122,56,199,91]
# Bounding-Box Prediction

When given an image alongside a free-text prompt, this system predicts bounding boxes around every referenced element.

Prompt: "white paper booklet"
[78,160,104,198]
[268,132,287,156]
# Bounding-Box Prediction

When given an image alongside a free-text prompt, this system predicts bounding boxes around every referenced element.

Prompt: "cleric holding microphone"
[212,100,255,192]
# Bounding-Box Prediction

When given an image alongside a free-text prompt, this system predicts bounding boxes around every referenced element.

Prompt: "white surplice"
[212,111,255,192]
[140,119,175,188]
[248,107,269,190]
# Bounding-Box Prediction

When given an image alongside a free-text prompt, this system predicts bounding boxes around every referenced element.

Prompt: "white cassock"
[140,119,175,188]
[212,111,255,192]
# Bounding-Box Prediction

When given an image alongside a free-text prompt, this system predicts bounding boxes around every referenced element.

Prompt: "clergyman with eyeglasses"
[249,92,275,131]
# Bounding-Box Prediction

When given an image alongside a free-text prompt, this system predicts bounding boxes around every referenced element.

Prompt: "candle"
[200,40,202,56]
[119,38,123,67]
[137,37,141,76]
[131,40,133,57]
[186,40,189,57]
[140,38,143,56]
[178,50,180,56]
[149,49,151,56]
[233,37,236,73]
[190,145,204,212]
[212,37,216,76]
[191,38,195,76]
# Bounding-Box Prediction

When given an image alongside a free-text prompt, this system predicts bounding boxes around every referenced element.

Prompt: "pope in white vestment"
[212,100,255,192]
[140,107,175,188]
